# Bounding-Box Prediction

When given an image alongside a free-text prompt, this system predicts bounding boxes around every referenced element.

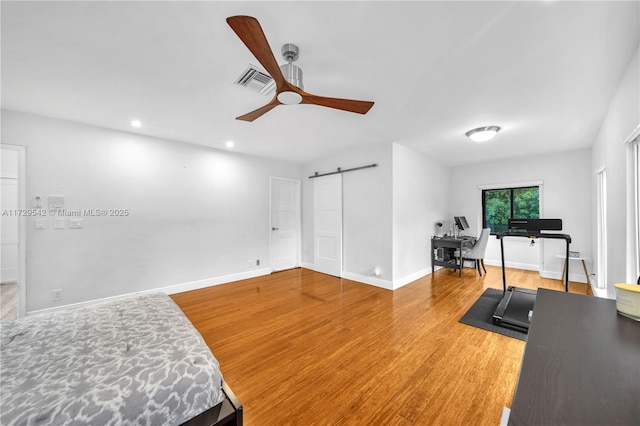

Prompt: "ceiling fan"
[226,15,375,122]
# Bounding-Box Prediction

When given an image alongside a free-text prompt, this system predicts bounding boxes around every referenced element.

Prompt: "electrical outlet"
[52,289,63,301]
[247,260,253,268]
[256,259,260,266]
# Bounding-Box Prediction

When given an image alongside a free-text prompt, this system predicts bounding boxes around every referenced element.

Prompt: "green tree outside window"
[483,186,539,234]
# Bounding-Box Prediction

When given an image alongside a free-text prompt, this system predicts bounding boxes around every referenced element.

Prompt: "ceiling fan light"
[465,126,501,142]
[277,91,303,105]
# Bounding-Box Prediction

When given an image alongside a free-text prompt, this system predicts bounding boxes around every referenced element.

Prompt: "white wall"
[450,148,592,283]
[302,143,393,288]
[392,143,450,286]
[1,110,302,312]
[591,46,640,297]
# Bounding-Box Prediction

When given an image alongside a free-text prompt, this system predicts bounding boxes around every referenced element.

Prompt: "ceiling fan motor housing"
[280,63,303,90]
[280,43,303,90]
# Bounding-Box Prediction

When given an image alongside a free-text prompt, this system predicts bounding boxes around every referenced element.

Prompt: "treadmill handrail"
[497,231,572,292]
[496,231,572,243]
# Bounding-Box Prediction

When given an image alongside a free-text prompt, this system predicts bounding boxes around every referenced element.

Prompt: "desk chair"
[455,228,490,276]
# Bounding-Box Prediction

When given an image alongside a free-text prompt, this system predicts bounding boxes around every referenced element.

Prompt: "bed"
[0,293,242,426]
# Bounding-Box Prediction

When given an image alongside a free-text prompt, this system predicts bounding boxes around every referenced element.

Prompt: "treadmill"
[492,219,571,333]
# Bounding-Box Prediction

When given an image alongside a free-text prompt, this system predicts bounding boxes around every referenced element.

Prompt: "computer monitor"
[454,216,469,231]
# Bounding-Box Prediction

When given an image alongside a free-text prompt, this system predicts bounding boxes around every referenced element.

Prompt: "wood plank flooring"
[171,267,589,426]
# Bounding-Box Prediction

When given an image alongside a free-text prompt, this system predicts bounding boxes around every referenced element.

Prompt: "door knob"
[272,227,279,231]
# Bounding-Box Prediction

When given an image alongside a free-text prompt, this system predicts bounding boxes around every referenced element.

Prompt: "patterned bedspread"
[0,293,225,425]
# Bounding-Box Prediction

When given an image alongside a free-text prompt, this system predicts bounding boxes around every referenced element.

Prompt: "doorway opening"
[1,144,26,320]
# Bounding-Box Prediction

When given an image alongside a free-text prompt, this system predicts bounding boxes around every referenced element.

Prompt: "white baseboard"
[485,260,590,284]
[304,265,431,291]
[392,268,430,289]
[590,285,609,298]
[301,262,341,278]
[539,270,589,284]
[341,271,393,290]
[28,268,272,316]
[484,259,539,271]
[303,263,394,290]
[159,268,272,294]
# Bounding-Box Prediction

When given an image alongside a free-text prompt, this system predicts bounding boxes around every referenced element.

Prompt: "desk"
[431,236,475,277]
[508,289,640,425]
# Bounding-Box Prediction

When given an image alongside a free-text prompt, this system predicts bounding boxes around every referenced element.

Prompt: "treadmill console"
[508,218,562,232]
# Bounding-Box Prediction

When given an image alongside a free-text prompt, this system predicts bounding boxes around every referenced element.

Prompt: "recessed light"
[465,126,501,142]
[131,119,142,128]
[225,141,235,148]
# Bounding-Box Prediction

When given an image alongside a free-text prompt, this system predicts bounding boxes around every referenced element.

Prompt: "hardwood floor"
[171,267,589,426]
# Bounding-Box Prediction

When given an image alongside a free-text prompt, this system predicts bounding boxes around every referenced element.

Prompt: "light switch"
[35,219,46,230]
[69,218,83,229]
[54,218,65,229]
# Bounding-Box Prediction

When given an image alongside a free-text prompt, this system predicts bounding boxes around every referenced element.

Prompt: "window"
[482,186,540,234]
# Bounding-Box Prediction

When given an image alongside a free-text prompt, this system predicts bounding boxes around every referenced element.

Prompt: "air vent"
[234,64,275,95]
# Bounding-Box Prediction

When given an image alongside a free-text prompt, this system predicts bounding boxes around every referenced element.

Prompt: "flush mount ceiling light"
[130,119,142,128]
[465,126,501,142]
[225,141,235,148]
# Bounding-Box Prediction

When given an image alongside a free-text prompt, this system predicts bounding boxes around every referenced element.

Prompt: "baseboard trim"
[539,270,589,284]
[28,268,272,316]
[484,259,539,271]
[341,271,393,290]
[302,263,394,290]
[301,262,315,270]
[590,284,610,299]
[392,268,430,289]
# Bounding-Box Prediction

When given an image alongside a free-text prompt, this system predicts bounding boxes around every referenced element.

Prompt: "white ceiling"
[2,1,638,166]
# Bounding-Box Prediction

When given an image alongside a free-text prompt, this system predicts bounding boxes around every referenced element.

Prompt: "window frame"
[595,165,607,291]
[633,139,639,282]
[482,185,540,235]
[626,130,640,284]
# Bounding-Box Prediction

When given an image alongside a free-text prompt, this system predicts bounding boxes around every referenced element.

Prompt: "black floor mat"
[459,288,528,341]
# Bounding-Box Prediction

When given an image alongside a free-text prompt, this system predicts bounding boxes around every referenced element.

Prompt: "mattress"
[0,293,225,425]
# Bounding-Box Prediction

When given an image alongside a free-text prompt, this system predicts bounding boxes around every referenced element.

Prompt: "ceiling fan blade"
[300,93,374,115]
[235,97,282,122]
[226,16,287,89]
[227,16,374,121]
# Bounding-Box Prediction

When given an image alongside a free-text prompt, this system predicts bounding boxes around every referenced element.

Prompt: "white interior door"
[313,174,343,277]
[270,177,301,272]
[1,178,19,283]
[1,145,26,319]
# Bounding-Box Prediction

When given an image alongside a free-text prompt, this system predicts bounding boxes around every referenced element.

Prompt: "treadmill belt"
[493,287,537,333]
